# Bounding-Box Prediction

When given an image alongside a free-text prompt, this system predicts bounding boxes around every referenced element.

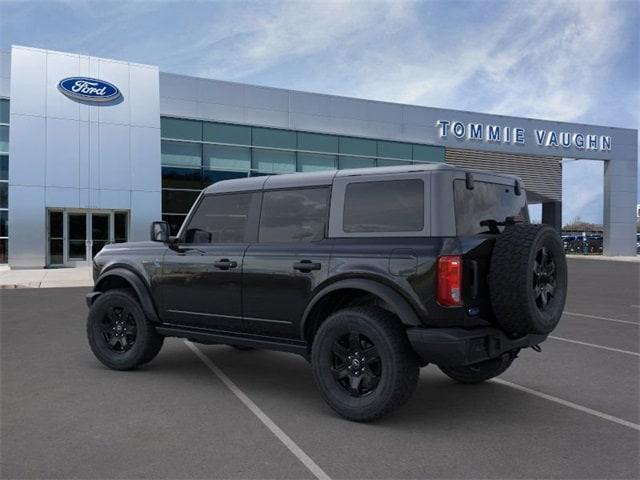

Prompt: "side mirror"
[150,221,170,243]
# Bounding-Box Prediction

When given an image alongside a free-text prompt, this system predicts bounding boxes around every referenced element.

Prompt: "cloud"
[1,0,637,221]
[167,0,633,130]
[478,1,625,122]
[189,1,416,81]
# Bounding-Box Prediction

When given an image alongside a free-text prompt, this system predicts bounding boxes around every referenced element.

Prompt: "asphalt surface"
[1,258,639,479]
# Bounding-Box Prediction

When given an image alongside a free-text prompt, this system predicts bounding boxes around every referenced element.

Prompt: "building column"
[542,201,562,231]
[603,156,637,256]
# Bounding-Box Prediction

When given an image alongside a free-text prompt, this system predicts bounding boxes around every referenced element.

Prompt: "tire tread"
[312,306,419,422]
[87,289,164,370]
[489,224,566,335]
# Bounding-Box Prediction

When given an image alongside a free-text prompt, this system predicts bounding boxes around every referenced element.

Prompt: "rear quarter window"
[454,179,529,235]
[343,179,424,233]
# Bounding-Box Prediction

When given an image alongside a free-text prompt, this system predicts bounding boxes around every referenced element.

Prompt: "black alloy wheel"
[100,305,137,353]
[532,246,557,312]
[311,306,419,422]
[489,223,568,335]
[331,331,382,397]
[87,289,164,370]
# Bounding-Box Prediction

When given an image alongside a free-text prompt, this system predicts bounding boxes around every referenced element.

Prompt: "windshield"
[454,179,529,235]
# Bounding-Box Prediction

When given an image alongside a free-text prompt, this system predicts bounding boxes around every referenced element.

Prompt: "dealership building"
[0,45,637,268]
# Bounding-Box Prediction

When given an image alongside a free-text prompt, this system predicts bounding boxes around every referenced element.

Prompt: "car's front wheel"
[311,307,419,422]
[87,289,164,370]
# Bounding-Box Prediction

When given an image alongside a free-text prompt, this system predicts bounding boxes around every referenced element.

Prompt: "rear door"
[242,187,333,339]
[160,192,260,331]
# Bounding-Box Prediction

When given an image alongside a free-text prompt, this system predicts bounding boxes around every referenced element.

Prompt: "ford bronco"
[87,164,567,421]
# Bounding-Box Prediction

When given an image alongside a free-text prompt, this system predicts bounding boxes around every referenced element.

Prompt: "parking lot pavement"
[564,258,640,323]
[1,257,639,479]
[0,288,312,480]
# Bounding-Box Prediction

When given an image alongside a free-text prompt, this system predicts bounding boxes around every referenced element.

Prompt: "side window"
[184,193,253,244]
[259,188,329,243]
[343,179,424,233]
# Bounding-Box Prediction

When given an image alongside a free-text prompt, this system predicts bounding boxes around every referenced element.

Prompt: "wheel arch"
[92,268,160,323]
[301,278,422,343]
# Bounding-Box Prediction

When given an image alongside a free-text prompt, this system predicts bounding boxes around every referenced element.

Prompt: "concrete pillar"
[603,156,637,256]
[542,201,562,231]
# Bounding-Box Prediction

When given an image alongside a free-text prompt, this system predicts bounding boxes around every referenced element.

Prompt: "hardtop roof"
[203,163,522,195]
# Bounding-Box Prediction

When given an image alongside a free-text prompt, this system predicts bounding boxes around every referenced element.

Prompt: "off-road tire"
[439,352,515,384]
[311,307,419,422]
[490,224,567,335]
[87,289,164,370]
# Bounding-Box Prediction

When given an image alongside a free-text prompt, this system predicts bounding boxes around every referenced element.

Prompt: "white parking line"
[564,311,639,326]
[549,335,640,356]
[494,379,640,431]
[184,340,331,480]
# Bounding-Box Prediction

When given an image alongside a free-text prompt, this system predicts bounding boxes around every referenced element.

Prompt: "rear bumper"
[406,326,547,367]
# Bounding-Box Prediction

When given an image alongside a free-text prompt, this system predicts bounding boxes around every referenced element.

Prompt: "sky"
[1,0,638,224]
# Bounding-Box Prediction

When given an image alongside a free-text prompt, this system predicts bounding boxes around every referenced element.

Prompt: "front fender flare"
[300,278,422,339]
[91,267,160,323]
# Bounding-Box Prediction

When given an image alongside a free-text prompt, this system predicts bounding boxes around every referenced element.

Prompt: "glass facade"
[0,99,8,263]
[160,116,445,235]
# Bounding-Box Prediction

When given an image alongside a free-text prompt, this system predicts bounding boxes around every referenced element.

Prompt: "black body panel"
[159,243,249,331]
[242,240,333,338]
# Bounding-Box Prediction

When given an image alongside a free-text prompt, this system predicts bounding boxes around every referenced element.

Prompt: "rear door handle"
[293,260,321,272]
[213,259,238,270]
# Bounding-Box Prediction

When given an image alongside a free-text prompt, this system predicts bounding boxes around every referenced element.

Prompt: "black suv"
[87,164,567,421]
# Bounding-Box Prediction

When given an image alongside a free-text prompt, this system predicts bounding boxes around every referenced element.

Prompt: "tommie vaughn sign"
[436,120,612,152]
[57,77,121,103]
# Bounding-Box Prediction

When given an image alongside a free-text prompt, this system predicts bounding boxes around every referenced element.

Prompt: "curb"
[0,282,93,289]
[567,255,640,263]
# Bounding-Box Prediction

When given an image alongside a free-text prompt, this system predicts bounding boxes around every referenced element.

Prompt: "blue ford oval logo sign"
[57,77,121,102]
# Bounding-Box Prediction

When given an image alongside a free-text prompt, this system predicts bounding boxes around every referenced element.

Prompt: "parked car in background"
[562,233,603,254]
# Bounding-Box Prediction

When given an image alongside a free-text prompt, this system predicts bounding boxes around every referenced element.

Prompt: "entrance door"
[91,213,110,258]
[67,213,87,262]
[47,210,129,267]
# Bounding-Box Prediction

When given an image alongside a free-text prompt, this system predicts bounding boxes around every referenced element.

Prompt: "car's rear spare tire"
[489,224,567,335]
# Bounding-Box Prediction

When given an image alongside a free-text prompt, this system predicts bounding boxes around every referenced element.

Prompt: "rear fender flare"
[300,278,422,339]
[92,268,160,323]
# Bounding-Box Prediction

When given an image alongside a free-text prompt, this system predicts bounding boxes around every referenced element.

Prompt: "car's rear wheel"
[311,307,419,422]
[87,289,164,370]
[439,352,515,384]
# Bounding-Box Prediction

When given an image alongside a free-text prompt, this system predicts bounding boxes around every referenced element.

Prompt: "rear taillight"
[437,255,462,307]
